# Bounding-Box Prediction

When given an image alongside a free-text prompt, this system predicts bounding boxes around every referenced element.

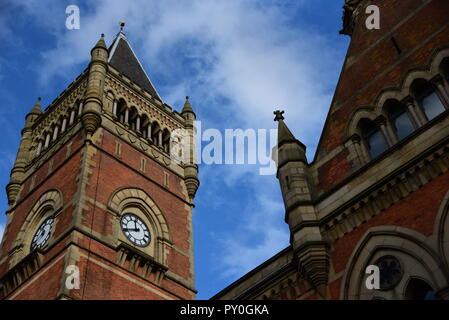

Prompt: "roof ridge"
[108,31,162,101]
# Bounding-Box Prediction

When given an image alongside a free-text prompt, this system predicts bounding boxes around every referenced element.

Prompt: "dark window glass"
[365,129,386,159]
[392,111,414,140]
[376,256,402,290]
[420,91,445,120]
[405,278,437,300]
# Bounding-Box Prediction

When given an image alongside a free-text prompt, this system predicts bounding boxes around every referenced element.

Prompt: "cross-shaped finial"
[273,110,285,121]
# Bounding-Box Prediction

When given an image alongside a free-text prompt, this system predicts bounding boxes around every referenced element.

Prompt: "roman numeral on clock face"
[120,213,151,247]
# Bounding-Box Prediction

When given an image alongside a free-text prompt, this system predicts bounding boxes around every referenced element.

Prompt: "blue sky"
[0,0,349,299]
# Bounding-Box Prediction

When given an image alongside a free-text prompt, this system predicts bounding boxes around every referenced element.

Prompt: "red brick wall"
[329,169,449,298]
[316,0,449,192]
[1,124,195,300]
[0,131,83,276]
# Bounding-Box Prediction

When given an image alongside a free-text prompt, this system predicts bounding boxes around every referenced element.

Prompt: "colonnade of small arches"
[32,95,173,158]
[112,98,171,153]
[347,50,449,163]
[33,99,84,158]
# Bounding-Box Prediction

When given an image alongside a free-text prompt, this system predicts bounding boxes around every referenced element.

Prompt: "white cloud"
[216,178,289,279]
[8,0,340,137]
[2,0,346,285]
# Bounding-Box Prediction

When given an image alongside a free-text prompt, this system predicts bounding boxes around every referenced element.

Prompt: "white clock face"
[31,217,54,250]
[120,213,150,247]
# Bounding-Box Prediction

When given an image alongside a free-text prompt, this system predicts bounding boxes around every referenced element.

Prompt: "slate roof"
[108,32,161,100]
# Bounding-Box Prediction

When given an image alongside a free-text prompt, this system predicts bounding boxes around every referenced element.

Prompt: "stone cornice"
[0,249,44,298]
[32,74,88,133]
[320,135,449,243]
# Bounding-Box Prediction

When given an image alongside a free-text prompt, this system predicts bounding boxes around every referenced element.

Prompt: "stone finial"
[92,33,107,51]
[274,110,285,121]
[182,96,193,112]
[29,97,42,116]
[182,96,196,124]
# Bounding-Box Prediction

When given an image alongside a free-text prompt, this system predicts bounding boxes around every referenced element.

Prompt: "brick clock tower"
[0,27,199,300]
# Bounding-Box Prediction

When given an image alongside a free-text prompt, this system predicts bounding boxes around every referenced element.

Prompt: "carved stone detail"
[116,243,168,285]
[0,250,44,298]
[322,142,449,242]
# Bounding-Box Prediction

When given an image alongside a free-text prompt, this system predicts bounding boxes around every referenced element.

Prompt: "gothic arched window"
[440,57,449,83]
[162,128,171,153]
[129,107,138,131]
[140,114,150,138]
[117,99,127,124]
[151,122,161,146]
[108,188,171,272]
[405,278,437,300]
[385,100,415,141]
[360,119,387,159]
[412,79,445,121]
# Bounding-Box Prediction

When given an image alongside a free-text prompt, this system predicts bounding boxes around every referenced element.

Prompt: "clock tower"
[0,27,199,300]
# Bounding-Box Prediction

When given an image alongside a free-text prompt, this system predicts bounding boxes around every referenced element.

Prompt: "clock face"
[120,213,151,247]
[31,217,54,250]
[376,255,402,290]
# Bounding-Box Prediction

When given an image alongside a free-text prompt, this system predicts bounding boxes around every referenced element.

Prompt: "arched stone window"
[106,91,116,115]
[11,190,63,265]
[116,99,127,124]
[162,128,171,153]
[342,226,448,300]
[411,79,445,121]
[405,278,437,300]
[151,122,161,146]
[140,114,150,139]
[384,99,415,141]
[129,107,138,131]
[359,119,387,159]
[439,57,449,84]
[108,188,171,267]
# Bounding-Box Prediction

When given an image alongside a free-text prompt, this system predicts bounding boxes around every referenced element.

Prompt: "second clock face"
[120,213,151,247]
[31,217,54,250]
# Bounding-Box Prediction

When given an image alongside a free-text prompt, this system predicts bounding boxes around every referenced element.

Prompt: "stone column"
[375,115,394,147]
[69,110,75,125]
[431,75,449,109]
[125,109,129,126]
[403,96,422,128]
[37,141,42,156]
[136,116,141,132]
[405,96,427,125]
[45,133,51,148]
[78,102,84,116]
[52,126,59,141]
[112,100,118,117]
[147,125,152,142]
[61,118,67,133]
[347,134,368,165]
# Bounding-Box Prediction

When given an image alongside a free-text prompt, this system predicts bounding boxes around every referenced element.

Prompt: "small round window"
[375,255,403,290]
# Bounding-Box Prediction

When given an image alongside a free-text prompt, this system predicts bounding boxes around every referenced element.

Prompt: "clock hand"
[123,227,140,232]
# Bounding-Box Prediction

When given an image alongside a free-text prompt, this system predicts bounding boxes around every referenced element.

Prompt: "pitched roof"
[108,31,161,100]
